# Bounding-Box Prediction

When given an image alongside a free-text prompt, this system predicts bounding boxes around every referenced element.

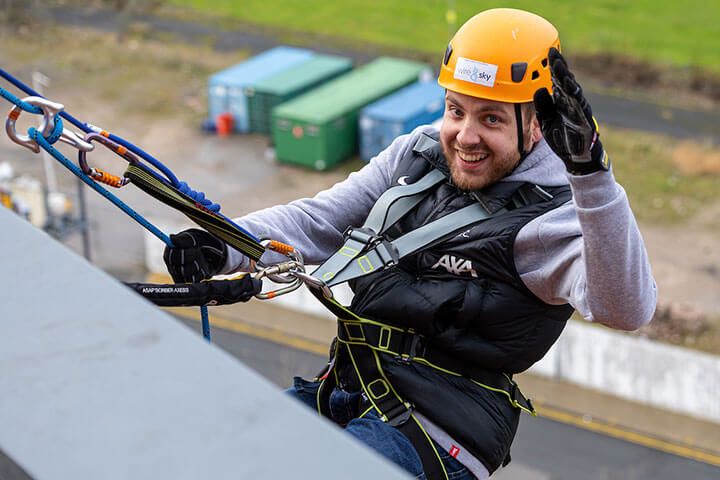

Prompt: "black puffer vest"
[344,133,574,472]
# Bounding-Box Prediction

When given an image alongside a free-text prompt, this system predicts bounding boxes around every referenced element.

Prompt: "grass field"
[602,127,720,225]
[167,0,720,73]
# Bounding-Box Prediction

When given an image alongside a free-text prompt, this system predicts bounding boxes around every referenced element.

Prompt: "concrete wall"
[531,320,720,424]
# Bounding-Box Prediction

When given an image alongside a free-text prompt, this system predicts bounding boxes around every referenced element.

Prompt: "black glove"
[163,228,228,283]
[534,48,610,175]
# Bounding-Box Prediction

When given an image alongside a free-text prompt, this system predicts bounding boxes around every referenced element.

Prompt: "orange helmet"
[438,8,560,103]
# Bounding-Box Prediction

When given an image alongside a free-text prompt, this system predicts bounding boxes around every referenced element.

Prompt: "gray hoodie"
[226,124,657,330]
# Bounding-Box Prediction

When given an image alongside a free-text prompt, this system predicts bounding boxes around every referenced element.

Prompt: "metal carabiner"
[5,96,94,153]
[58,128,94,152]
[253,239,306,300]
[5,96,62,153]
[77,132,140,188]
[254,261,306,300]
[292,271,334,300]
[256,239,305,283]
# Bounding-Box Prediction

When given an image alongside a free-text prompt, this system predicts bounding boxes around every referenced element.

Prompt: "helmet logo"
[454,57,498,88]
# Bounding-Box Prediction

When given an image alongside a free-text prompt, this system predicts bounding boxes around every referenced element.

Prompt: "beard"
[444,143,521,192]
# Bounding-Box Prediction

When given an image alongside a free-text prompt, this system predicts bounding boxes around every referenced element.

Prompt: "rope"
[0,69,260,246]
[0,71,234,341]
[0,87,42,114]
[28,127,173,246]
[177,181,221,213]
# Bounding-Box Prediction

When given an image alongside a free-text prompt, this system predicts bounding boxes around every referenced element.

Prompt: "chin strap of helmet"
[514,103,529,161]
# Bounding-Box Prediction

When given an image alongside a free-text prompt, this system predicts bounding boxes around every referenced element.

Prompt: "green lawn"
[602,126,720,225]
[167,0,720,73]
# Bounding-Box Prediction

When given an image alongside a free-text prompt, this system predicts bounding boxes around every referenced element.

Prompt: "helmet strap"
[514,103,529,160]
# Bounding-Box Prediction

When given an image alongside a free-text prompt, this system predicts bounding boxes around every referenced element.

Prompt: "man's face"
[440,91,539,191]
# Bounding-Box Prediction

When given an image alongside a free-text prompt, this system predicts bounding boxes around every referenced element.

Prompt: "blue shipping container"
[359,81,445,161]
[208,46,314,133]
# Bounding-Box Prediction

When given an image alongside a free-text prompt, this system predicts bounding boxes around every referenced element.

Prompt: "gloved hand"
[163,228,228,283]
[534,47,610,175]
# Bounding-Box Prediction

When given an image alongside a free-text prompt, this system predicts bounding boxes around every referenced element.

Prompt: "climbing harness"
[292,160,549,479]
[0,68,304,341]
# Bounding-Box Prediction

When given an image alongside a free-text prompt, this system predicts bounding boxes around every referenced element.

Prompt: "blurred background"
[0,1,718,478]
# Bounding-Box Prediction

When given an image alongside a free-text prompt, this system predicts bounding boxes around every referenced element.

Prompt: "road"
[176,316,720,480]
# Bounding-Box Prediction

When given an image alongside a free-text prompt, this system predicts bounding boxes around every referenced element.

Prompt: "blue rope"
[177,181,221,212]
[29,127,173,247]
[0,71,261,244]
[31,127,214,341]
[0,87,42,114]
[46,115,64,144]
[201,305,211,341]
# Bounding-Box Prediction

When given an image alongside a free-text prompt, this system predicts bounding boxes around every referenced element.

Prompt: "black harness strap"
[343,337,449,480]
[305,147,559,477]
[125,164,265,261]
[337,319,534,413]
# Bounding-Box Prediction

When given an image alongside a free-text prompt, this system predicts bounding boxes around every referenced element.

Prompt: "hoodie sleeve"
[515,168,658,331]
[221,129,430,273]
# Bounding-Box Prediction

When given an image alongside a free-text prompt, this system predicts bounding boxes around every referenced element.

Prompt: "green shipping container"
[272,57,432,170]
[246,55,353,134]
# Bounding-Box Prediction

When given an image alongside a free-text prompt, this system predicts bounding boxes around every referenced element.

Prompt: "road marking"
[534,405,720,467]
[173,308,329,356]
[177,308,720,467]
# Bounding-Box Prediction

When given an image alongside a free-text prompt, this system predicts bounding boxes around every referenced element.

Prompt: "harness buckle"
[395,331,425,364]
[375,239,399,267]
[345,226,381,246]
[384,401,414,427]
[507,376,534,412]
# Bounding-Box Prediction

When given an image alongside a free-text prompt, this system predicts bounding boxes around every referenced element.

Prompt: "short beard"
[444,112,535,192]
[445,146,521,192]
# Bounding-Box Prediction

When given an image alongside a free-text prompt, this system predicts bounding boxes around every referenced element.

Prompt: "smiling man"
[164,8,657,480]
[442,91,539,191]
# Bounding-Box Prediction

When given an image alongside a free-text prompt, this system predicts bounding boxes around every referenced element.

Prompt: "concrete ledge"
[0,208,408,480]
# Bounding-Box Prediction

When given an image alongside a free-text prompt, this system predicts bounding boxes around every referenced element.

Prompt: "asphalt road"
[175,317,720,480]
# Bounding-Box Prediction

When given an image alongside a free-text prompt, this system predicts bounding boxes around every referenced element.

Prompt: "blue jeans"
[288,377,476,480]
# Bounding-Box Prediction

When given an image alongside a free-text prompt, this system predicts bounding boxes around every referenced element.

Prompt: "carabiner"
[5,96,94,153]
[78,132,140,188]
[254,238,335,300]
[5,96,62,153]
[292,271,334,300]
[256,239,305,283]
[253,239,306,300]
[59,128,94,152]
[254,261,305,300]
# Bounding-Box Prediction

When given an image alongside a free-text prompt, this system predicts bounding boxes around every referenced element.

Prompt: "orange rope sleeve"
[91,169,126,188]
[267,240,295,255]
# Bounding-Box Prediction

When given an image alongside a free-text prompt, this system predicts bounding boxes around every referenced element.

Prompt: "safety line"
[175,306,720,468]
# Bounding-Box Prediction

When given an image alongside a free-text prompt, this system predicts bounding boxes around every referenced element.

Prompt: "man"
[164,8,657,479]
